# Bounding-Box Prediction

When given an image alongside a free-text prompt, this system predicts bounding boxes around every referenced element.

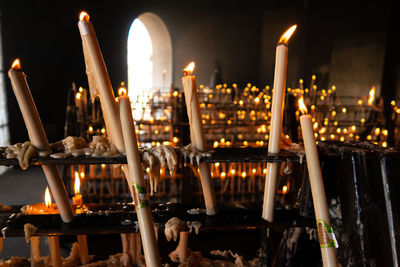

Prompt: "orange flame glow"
[282,185,288,194]
[79,11,90,22]
[76,92,82,100]
[278,25,297,45]
[118,86,127,96]
[368,86,375,106]
[298,96,308,115]
[74,172,80,195]
[183,62,195,76]
[45,187,52,208]
[11,59,21,70]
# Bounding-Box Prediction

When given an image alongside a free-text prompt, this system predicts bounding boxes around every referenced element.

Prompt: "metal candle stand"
[1,143,400,266]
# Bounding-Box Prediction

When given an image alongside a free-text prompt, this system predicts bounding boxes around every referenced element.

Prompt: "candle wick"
[183,70,189,77]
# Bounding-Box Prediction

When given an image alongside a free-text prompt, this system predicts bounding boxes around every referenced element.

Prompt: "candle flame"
[118,86,127,96]
[76,92,82,100]
[298,96,308,114]
[183,62,195,76]
[11,59,21,70]
[278,25,297,45]
[368,86,375,105]
[79,11,90,22]
[45,186,52,208]
[74,172,80,195]
[282,185,288,194]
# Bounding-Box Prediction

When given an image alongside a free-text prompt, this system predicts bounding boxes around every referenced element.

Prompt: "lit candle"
[182,62,217,215]
[119,95,161,267]
[71,172,90,264]
[298,97,338,266]
[78,11,125,152]
[262,25,297,222]
[8,59,74,223]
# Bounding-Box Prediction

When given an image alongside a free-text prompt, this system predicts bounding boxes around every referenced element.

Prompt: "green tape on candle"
[132,182,149,210]
[316,220,339,248]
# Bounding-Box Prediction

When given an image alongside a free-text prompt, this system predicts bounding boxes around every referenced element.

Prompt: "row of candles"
[74,75,394,153]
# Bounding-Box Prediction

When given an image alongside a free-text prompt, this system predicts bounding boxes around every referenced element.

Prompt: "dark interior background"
[0,0,397,144]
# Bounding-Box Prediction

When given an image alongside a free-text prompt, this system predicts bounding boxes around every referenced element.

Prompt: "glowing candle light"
[8,59,74,223]
[45,187,52,209]
[263,25,297,222]
[118,85,127,96]
[368,86,376,106]
[282,185,288,194]
[182,62,217,215]
[298,97,338,266]
[299,79,304,90]
[72,172,83,204]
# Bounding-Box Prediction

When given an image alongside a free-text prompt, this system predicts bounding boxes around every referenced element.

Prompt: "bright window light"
[127,18,153,120]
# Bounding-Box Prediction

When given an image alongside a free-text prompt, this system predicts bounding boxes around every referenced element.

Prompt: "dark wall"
[0,0,393,144]
[0,0,266,143]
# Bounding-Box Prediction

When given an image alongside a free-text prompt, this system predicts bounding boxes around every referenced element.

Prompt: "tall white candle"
[298,97,338,267]
[78,11,125,152]
[263,25,297,222]
[182,62,217,215]
[8,59,74,223]
[119,95,161,267]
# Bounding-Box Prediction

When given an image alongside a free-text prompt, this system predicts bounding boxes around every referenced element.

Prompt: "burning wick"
[368,86,375,106]
[11,58,21,70]
[45,186,52,208]
[278,25,297,46]
[74,172,80,195]
[298,96,308,115]
[79,11,90,22]
[118,86,127,96]
[73,172,83,205]
[183,62,195,77]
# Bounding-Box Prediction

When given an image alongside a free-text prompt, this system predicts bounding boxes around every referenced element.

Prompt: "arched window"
[127,12,172,120]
